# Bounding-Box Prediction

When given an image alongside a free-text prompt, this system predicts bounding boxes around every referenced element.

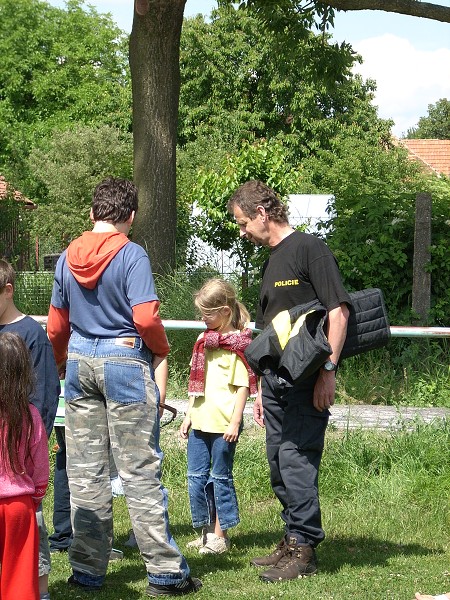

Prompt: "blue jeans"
[65,333,190,587]
[187,430,240,531]
[48,426,73,551]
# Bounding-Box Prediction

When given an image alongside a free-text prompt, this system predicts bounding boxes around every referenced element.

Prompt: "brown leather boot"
[250,537,287,567]
[259,537,318,582]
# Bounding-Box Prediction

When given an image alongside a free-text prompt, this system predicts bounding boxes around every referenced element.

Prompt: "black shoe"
[67,574,102,592]
[146,576,202,597]
[50,546,69,553]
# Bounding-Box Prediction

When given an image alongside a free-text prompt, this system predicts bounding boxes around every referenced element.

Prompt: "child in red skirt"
[0,332,49,600]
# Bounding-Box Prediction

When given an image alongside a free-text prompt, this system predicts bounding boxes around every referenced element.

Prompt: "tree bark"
[129,0,186,274]
[326,0,450,23]
[412,192,432,325]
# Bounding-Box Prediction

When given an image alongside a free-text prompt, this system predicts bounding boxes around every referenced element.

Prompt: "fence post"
[412,192,431,325]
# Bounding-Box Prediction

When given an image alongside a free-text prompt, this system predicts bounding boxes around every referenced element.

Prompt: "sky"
[47,0,450,137]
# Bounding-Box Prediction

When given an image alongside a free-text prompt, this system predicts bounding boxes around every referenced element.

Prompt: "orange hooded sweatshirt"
[47,232,169,366]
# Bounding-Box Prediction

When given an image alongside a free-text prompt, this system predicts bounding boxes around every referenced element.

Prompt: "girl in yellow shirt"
[180,279,257,554]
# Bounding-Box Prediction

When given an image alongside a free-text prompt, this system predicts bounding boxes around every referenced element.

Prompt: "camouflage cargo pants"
[64,333,190,587]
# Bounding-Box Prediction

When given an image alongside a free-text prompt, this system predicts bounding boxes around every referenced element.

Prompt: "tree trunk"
[412,192,432,324]
[129,0,186,274]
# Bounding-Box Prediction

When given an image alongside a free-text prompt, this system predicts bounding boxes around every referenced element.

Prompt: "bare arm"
[153,356,168,413]
[253,378,265,428]
[223,385,248,442]
[313,303,349,412]
[179,396,196,439]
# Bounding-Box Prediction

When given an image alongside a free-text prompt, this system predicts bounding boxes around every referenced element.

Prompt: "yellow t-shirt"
[190,346,250,433]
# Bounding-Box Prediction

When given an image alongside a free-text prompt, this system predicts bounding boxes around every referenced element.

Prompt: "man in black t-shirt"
[228,180,351,583]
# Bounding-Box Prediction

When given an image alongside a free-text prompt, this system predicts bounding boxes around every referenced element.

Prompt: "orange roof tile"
[399,139,450,177]
[0,175,36,208]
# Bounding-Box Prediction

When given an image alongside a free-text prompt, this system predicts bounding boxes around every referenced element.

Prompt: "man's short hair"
[227,180,289,225]
[91,177,138,224]
[0,259,15,293]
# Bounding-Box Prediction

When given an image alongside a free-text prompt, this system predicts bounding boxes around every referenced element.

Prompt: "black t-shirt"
[256,230,351,329]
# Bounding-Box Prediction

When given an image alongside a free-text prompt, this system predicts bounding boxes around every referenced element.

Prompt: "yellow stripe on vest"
[272,309,315,350]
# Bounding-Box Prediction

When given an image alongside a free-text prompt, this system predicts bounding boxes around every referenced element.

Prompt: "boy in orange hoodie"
[47,177,201,597]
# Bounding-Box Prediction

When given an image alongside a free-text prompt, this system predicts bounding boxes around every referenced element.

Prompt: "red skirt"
[0,495,39,600]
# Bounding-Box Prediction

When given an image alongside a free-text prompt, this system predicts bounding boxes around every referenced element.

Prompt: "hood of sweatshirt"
[66,231,129,289]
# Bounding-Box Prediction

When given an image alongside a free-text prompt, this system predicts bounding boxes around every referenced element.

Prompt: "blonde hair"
[194,278,250,331]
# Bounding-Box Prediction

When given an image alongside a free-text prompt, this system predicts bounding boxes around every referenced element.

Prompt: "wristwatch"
[323,359,337,372]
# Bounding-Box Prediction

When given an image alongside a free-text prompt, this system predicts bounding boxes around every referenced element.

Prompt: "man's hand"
[313,302,349,412]
[313,369,336,412]
[253,392,265,428]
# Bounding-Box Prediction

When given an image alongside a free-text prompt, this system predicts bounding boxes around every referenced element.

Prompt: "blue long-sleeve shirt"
[0,315,60,437]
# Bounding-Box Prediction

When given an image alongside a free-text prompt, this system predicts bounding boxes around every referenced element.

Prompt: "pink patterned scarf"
[188,328,258,397]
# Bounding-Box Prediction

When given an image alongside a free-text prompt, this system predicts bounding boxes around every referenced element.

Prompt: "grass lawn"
[44,419,449,599]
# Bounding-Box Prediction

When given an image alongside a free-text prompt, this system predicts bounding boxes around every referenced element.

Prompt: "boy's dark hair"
[227,180,289,225]
[91,177,139,224]
[0,259,15,293]
[0,332,35,474]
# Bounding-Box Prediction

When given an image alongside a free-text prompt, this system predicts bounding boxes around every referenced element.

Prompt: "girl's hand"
[179,416,191,439]
[223,423,240,443]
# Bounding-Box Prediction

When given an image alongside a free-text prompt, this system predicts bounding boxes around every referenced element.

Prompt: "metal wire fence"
[15,271,55,315]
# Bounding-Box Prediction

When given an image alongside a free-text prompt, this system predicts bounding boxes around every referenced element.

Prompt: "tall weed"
[337,339,449,407]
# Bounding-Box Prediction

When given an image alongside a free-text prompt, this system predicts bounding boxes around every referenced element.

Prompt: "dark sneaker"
[109,548,124,561]
[146,576,202,597]
[67,574,102,592]
[259,538,318,582]
[125,528,138,548]
[250,537,287,567]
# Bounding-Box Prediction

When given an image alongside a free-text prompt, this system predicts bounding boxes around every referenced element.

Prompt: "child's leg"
[198,436,237,554]
[187,430,213,529]
[36,502,51,597]
[209,434,240,533]
[213,516,227,538]
[0,496,40,600]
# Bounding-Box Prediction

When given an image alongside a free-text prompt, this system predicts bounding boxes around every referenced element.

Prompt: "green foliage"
[298,127,450,324]
[28,123,133,249]
[178,6,413,319]
[0,196,33,267]
[407,98,450,139]
[0,0,131,190]
[179,5,368,154]
[184,121,450,325]
[177,3,368,255]
[190,138,302,276]
[221,1,355,87]
[420,175,450,324]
